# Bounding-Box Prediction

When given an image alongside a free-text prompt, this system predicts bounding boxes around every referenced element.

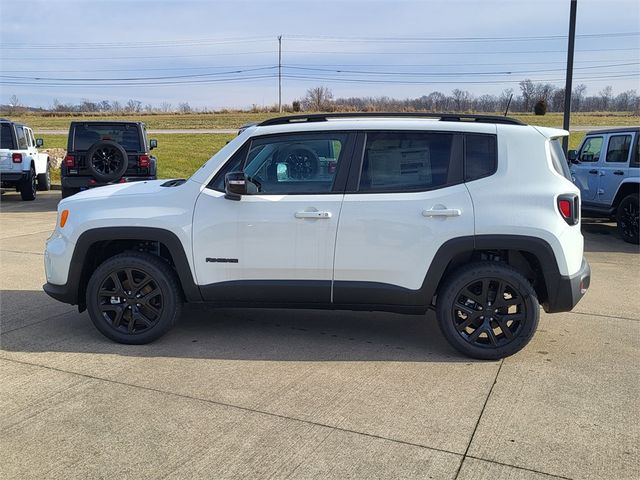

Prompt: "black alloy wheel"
[20,166,37,200]
[284,147,319,180]
[617,194,639,244]
[86,252,182,344]
[86,140,129,182]
[436,262,539,359]
[97,267,163,335]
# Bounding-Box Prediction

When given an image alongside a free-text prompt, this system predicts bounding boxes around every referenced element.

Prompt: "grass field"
[7,111,639,131]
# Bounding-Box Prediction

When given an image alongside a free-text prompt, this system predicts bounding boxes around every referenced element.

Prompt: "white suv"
[43,113,591,359]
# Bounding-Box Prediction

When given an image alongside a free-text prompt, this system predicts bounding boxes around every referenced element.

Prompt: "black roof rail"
[258,112,526,127]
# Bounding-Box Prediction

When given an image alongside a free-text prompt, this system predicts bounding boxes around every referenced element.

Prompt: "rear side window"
[15,127,28,149]
[72,124,142,151]
[358,132,454,192]
[465,134,497,181]
[549,139,572,179]
[605,135,632,163]
[0,123,14,149]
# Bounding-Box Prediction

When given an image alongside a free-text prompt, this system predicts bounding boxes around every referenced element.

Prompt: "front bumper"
[61,175,156,189]
[544,257,591,313]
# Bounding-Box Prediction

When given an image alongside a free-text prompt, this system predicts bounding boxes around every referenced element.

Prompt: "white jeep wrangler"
[0,118,51,200]
[44,113,591,359]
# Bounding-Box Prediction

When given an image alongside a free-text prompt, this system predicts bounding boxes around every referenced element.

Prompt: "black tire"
[19,166,37,201]
[616,194,639,244]
[86,140,129,182]
[86,252,182,344]
[37,162,51,191]
[436,262,539,360]
[61,187,80,199]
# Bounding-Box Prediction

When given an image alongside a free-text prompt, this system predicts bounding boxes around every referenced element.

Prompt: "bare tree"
[519,79,536,112]
[160,101,173,113]
[451,89,472,111]
[302,86,333,111]
[125,99,142,113]
[598,86,613,110]
[178,102,192,113]
[572,84,587,112]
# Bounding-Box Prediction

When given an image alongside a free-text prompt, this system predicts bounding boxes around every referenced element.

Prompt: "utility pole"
[278,35,282,113]
[562,0,578,153]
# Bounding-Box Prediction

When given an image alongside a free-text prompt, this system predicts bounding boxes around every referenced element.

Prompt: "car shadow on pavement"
[0,190,60,213]
[0,289,476,363]
[582,218,640,254]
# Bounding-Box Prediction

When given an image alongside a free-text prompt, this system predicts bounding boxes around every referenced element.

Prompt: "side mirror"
[225,171,247,200]
[568,150,579,164]
[149,139,158,150]
[36,138,44,147]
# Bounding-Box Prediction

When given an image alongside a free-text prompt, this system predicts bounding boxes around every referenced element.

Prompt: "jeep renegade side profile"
[43,113,591,359]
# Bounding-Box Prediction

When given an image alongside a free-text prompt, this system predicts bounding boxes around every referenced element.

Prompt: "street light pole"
[563,0,578,153]
[278,35,283,113]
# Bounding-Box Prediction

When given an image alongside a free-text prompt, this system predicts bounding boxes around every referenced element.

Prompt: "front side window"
[358,132,454,192]
[579,136,603,163]
[241,133,347,194]
[605,134,632,163]
[15,127,28,149]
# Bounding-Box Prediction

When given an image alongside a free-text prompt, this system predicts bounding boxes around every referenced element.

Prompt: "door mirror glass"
[567,149,578,163]
[36,138,44,148]
[224,171,247,200]
[149,139,158,150]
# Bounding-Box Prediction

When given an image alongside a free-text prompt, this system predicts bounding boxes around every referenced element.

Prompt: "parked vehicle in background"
[569,127,639,244]
[0,118,51,200]
[61,121,158,198]
[44,113,591,360]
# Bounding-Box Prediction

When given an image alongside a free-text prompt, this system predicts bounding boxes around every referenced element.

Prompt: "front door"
[192,131,354,304]
[571,135,604,201]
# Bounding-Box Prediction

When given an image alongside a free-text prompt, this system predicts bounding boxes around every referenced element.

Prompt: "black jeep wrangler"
[61,121,158,198]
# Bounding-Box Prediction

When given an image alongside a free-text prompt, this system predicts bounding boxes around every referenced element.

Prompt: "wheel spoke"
[462,287,484,307]
[495,317,514,339]
[111,306,124,328]
[486,326,498,346]
[467,325,484,343]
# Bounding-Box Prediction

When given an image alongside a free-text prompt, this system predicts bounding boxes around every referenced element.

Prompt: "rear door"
[598,132,635,206]
[571,135,604,201]
[332,130,474,307]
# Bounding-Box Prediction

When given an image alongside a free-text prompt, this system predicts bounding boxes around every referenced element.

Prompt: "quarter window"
[242,133,347,194]
[605,134,632,163]
[358,132,454,192]
[465,134,497,181]
[15,127,28,149]
[578,136,603,163]
[0,124,14,149]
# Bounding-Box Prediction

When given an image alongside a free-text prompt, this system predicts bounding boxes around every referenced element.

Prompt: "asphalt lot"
[1,190,638,480]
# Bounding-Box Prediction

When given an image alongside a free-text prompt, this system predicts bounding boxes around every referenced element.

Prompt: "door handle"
[422,208,462,217]
[295,211,332,219]
[613,170,624,176]
[588,169,598,174]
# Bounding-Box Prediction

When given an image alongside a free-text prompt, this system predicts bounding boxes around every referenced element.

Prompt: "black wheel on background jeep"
[616,194,639,244]
[19,166,37,201]
[86,252,182,344]
[436,262,539,360]
[37,163,51,191]
[86,140,129,182]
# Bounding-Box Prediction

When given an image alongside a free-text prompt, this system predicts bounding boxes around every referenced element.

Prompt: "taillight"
[138,154,150,168]
[64,155,75,167]
[557,194,579,226]
[12,153,22,163]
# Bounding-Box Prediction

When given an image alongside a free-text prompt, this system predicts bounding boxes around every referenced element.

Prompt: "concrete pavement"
[0,190,638,479]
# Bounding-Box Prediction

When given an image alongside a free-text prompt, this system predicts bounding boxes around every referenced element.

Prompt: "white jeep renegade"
[44,113,591,359]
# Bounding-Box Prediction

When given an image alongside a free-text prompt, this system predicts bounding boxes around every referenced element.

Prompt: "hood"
[60,179,180,204]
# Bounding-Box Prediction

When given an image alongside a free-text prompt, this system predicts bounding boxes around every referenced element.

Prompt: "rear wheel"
[86,252,182,344]
[19,166,37,201]
[37,163,51,191]
[436,262,539,360]
[616,194,639,244]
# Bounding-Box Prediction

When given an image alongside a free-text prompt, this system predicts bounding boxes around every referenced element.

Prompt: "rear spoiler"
[533,126,569,138]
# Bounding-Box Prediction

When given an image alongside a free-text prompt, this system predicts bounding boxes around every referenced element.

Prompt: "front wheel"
[20,166,37,201]
[436,262,539,360]
[616,194,639,244]
[86,252,182,344]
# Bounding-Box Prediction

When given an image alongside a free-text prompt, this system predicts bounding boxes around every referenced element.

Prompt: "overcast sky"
[0,0,638,109]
